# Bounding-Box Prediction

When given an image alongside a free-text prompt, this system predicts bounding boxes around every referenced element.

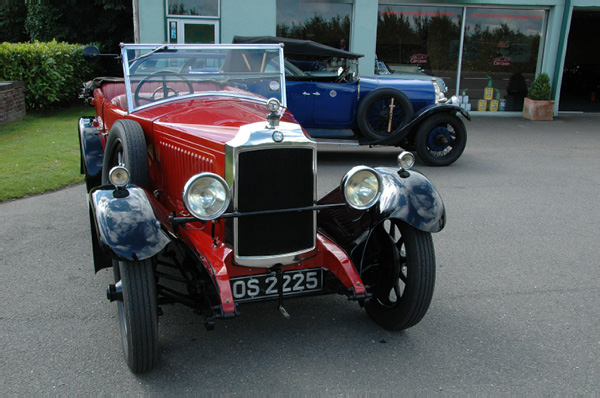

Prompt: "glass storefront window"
[276,0,352,50]
[461,8,545,112]
[167,0,218,17]
[377,5,462,94]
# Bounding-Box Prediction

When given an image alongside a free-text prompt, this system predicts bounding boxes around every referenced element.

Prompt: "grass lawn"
[0,104,93,201]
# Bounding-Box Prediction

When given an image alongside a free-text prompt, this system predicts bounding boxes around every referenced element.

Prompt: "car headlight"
[183,173,231,221]
[108,166,130,188]
[397,151,415,171]
[341,166,382,210]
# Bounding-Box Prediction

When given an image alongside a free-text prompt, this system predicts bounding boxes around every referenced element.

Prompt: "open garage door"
[560,9,600,112]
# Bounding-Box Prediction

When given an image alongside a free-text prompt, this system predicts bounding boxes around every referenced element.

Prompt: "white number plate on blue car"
[230,268,323,303]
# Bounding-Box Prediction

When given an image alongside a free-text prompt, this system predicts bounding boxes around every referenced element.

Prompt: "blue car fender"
[89,185,170,271]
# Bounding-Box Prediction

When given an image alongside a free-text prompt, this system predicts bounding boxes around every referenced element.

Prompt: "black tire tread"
[119,259,158,373]
[366,222,436,331]
[102,119,149,188]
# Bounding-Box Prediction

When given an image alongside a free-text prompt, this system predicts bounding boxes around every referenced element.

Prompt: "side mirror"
[82,45,119,63]
[82,46,101,63]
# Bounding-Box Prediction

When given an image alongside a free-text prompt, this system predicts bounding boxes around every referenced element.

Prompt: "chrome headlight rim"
[108,165,130,188]
[341,166,383,210]
[397,151,415,171]
[182,172,231,221]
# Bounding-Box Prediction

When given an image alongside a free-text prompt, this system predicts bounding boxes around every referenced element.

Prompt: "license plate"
[230,268,323,303]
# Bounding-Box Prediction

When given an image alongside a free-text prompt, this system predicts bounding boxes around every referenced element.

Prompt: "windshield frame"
[120,43,287,113]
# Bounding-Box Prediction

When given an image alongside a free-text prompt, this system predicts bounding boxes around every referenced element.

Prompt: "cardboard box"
[490,99,499,112]
[484,87,494,100]
[478,99,487,111]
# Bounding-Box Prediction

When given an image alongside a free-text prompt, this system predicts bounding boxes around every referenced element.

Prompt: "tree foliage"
[0,0,133,55]
[277,14,350,50]
[527,72,551,100]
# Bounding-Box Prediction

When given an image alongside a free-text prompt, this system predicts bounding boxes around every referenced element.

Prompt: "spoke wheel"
[114,259,158,373]
[415,113,467,166]
[365,219,436,331]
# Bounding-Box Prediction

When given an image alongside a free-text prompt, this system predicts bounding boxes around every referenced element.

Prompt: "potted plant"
[522,73,555,121]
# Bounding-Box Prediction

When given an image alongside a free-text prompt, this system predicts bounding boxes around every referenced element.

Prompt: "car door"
[312,81,358,127]
[285,80,315,125]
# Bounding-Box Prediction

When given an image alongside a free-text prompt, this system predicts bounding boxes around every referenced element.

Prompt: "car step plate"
[230,268,323,303]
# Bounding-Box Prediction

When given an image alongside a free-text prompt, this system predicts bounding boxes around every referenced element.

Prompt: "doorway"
[559,9,600,112]
[167,19,219,44]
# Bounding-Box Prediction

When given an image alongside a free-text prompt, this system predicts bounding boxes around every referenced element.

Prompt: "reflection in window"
[461,8,545,111]
[276,0,352,49]
[377,5,462,94]
[168,0,218,17]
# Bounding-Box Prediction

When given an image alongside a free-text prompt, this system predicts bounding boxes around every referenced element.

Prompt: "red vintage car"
[79,43,446,373]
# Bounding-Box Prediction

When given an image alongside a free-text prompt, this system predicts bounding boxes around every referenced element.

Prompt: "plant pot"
[522,97,555,121]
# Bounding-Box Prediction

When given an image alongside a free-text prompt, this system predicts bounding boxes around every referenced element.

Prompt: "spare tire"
[357,87,414,141]
[101,119,149,188]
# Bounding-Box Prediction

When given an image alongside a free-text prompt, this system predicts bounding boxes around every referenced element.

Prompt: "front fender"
[89,186,170,267]
[78,117,104,192]
[318,166,445,254]
[366,104,470,146]
[375,167,446,232]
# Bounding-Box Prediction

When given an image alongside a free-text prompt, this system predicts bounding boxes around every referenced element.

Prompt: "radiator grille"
[236,148,315,257]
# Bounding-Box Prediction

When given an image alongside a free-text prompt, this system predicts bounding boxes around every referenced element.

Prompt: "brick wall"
[0,81,26,126]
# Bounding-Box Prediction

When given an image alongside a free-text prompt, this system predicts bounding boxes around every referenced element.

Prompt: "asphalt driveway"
[1,113,599,394]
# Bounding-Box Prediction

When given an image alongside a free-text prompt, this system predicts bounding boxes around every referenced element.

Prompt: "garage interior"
[559,8,600,112]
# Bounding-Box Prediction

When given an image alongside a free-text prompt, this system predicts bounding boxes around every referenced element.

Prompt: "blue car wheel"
[415,113,467,166]
[357,88,414,141]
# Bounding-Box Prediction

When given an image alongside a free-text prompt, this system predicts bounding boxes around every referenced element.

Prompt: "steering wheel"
[336,66,353,83]
[134,70,194,107]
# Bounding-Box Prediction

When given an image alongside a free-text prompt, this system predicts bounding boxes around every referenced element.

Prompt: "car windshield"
[121,43,286,112]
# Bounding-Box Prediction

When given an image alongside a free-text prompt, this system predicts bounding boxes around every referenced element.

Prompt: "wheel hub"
[428,126,452,151]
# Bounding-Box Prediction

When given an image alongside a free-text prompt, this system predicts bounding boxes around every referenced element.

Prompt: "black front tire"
[357,88,414,141]
[365,220,436,331]
[415,113,467,166]
[101,119,149,187]
[115,259,158,373]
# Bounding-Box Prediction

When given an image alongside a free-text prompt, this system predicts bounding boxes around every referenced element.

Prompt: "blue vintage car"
[234,36,470,166]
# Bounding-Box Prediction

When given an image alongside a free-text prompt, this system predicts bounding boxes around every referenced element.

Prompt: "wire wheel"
[415,113,467,166]
[365,219,436,331]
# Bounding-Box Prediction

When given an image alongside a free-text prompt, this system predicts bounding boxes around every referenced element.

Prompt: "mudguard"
[367,104,470,146]
[89,185,170,272]
[318,166,445,255]
[375,167,446,231]
[78,117,103,192]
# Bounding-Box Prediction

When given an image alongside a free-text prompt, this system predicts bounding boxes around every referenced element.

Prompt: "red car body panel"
[90,81,364,313]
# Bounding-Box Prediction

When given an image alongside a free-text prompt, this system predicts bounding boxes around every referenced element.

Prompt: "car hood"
[359,75,435,99]
[150,96,288,146]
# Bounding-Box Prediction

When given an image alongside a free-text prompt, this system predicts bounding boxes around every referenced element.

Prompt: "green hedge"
[0,40,100,110]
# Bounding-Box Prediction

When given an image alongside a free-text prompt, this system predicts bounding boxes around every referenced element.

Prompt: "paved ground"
[1,113,599,394]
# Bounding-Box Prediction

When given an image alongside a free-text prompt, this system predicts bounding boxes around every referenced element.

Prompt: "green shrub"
[0,40,99,110]
[527,72,552,101]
